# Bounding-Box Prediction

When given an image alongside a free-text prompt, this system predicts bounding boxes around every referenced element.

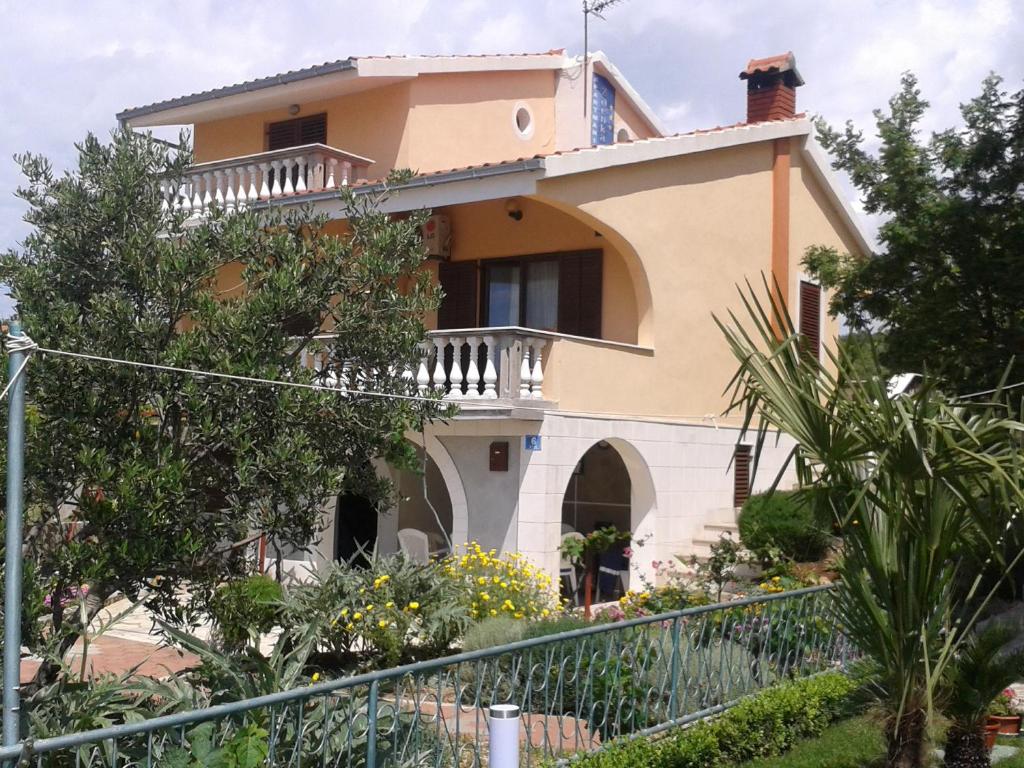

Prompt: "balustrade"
[296,330,549,404]
[161,144,374,217]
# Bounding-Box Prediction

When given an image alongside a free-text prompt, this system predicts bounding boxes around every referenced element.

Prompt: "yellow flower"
[353,612,363,621]
[480,593,490,602]
[771,576,781,583]
[489,609,497,616]
[380,574,390,583]
[477,577,487,585]
[345,622,354,631]
[340,608,349,617]
[366,604,374,612]
[541,608,550,617]
[408,602,420,610]
[378,619,388,628]
[311,672,320,683]
[385,601,394,609]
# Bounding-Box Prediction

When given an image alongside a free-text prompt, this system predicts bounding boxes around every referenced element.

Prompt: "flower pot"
[988,714,1022,735]
[984,722,1001,751]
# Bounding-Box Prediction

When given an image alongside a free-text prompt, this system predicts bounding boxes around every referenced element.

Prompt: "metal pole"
[488,704,520,768]
[3,320,28,751]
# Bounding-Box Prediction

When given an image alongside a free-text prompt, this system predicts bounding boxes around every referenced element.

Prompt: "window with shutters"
[465,250,602,338]
[733,444,752,508]
[266,113,328,151]
[798,280,822,360]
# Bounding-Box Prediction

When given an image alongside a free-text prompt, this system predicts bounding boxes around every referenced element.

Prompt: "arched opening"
[561,440,633,601]
[558,437,659,603]
[393,445,453,555]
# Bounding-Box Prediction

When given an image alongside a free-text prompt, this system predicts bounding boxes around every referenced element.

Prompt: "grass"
[737,716,885,768]
[736,718,1024,768]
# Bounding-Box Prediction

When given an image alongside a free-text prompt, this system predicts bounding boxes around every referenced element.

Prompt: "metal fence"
[1,585,852,767]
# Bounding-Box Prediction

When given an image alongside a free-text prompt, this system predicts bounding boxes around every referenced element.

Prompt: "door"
[334,493,377,568]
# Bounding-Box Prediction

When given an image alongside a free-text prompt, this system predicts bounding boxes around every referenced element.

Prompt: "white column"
[416,344,431,396]
[432,337,448,394]
[519,341,532,400]
[201,172,214,212]
[340,161,352,187]
[247,165,260,202]
[179,179,193,215]
[294,156,307,193]
[213,170,226,209]
[234,167,248,208]
[190,174,204,214]
[326,158,338,190]
[481,336,498,399]
[223,167,236,211]
[159,180,170,212]
[281,158,295,195]
[446,337,464,399]
[530,339,545,400]
[309,153,325,191]
[258,163,272,199]
[464,336,481,398]
[270,161,284,197]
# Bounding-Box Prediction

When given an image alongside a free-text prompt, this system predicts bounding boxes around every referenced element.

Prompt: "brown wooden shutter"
[437,262,478,329]
[733,444,752,508]
[799,280,822,359]
[267,114,327,151]
[557,250,603,338]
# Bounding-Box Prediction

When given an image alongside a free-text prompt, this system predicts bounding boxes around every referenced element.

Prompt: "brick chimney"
[739,52,804,123]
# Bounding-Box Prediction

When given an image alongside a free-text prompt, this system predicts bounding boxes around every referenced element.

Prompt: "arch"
[404,431,469,549]
[529,194,655,347]
[560,436,658,593]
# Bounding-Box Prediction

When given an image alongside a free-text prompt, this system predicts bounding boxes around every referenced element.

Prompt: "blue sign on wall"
[591,73,615,146]
[524,435,543,452]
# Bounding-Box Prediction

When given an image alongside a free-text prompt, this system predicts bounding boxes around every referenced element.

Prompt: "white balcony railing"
[160,144,374,217]
[299,328,550,404]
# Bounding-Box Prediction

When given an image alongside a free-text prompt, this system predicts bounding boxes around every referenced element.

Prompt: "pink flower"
[622,547,633,559]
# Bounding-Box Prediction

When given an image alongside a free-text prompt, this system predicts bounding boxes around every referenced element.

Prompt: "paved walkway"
[21,635,198,683]
[20,598,204,684]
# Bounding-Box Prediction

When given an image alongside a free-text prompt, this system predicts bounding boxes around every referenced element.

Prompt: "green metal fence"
[1,585,852,766]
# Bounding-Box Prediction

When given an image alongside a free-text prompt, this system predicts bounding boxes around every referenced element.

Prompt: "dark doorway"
[334,493,377,568]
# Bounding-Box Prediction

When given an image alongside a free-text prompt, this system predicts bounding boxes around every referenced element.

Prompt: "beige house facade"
[119,50,870,588]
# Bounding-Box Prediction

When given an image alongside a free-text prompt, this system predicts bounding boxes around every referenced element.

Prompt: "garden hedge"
[556,672,859,768]
[738,491,830,563]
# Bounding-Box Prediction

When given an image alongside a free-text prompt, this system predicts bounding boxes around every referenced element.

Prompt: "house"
[117,50,870,587]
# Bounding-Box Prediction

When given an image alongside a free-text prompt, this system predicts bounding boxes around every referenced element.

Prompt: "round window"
[513,104,534,139]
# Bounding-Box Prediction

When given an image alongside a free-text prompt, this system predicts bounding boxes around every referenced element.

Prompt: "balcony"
[160,144,375,216]
[299,328,553,412]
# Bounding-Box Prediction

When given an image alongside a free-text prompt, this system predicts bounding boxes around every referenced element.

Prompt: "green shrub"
[739,491,830,563]
[209,574,283,652]
[557,672,859,768]
[462,616,526,652]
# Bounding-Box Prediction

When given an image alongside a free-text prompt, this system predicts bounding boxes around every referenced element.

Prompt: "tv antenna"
[582,0,627,117]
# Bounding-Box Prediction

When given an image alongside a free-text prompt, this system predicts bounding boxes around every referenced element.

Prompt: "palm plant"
[716,278,1024,768]
[940,623,1024,768]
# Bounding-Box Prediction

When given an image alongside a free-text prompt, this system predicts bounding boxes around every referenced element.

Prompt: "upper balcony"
[160,144,374,216]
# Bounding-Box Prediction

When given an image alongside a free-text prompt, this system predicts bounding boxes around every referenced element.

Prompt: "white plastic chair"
[559,532,584,605]
[397,528,430,565]
[560,523,577,535]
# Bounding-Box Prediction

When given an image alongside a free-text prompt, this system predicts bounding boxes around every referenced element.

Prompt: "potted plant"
[940,625,1024,766]
[988,688,1022,735]
[559,526,632,619]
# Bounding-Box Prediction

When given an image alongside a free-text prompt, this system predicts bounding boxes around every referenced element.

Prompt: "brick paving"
[20,634,198,684]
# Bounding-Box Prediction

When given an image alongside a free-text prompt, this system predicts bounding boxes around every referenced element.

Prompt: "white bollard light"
[488,703,520,768]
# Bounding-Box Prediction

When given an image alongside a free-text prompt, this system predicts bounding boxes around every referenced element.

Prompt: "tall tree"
[804,73,1024,395]
[0,130,443,678]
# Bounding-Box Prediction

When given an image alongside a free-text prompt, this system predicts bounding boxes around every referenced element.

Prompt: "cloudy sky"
[0,0,1021,314]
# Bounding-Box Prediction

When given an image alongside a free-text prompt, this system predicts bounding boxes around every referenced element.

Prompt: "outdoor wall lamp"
[288,104,301,115]
[505,199,523,221]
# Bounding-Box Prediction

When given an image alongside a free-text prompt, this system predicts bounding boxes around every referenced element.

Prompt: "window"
[591,74,615,146]
[733,444,752,508]
[266,113,327,151]
[799,280,822,360]
[436,251,603,337]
